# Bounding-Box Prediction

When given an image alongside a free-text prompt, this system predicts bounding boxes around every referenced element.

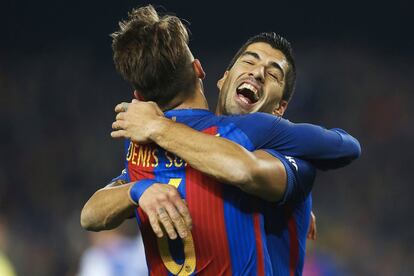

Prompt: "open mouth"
[236,82,260,105]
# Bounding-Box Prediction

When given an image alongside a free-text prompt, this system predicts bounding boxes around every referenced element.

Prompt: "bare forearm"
[149,119,287,201]
[149,118,258,187]
[80,183,136,231]
[245,150,287,202]
[111,101,288,202]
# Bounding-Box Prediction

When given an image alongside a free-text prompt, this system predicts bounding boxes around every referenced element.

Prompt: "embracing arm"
[111,101,288,202]
[254,119,362,170]
[150,121,288,202]
[80,181,136,231]
[81,178,192,239]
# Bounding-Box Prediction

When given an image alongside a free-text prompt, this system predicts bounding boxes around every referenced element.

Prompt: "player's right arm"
[80,179,192,239]
[80,180,136,232]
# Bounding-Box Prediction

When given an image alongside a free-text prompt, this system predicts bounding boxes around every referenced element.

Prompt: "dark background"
[1,1,413,275]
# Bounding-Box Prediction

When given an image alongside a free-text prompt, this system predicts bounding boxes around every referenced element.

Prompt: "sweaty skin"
[216,43,290,115]
[81,73,286,239]
[81,43,358,240]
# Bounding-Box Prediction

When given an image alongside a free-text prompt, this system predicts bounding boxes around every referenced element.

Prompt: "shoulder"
[222,112,282,125]
[219,112,284,136]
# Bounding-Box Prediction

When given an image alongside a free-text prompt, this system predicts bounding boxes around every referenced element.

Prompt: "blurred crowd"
[0,40,413,275]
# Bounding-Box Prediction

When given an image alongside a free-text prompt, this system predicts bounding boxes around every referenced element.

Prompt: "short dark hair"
[227,32,296,102]
[111,5,196,108]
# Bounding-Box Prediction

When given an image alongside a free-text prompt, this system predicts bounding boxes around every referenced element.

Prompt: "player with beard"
[111,33,359,275]
[81,5,360,276]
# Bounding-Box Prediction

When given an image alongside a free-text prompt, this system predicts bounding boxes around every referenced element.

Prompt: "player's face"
[216,42,289,116]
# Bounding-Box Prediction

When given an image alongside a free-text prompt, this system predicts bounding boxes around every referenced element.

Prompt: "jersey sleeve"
[108,169,130,185]
[262,149,316,205]
[231,112,361,170]
[106,139,132,186]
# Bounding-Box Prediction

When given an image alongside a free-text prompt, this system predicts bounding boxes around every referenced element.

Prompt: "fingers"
[307,229,314,240]
[165,187,192,235]
[111,129,128,139]
[115,102,129,113]
[157,191,190,239]
[139,184,192,240]
[115,112,125,120]
[311,215,317,240]
[144,205,179,239]
[163,202,188,239]
[307,212,317,240]
[147,210,164,238]
[174,199,192,231]
[309,228,317,240]
[310,212,317,240]
[112,120,127,130]
[157,206,178,240]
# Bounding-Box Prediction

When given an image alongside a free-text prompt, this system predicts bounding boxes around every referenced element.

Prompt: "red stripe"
[286,207,299,276]
[128,126,235,275]
[127,142,167,274]
[127,142,156,181]
[186,126,232,275]
[253,213,265,276]
[138,208,169,275]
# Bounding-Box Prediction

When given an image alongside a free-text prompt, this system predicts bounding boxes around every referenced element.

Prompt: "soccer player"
[81,5,360,275]
[109,34,337,275]
[110,33,356,274]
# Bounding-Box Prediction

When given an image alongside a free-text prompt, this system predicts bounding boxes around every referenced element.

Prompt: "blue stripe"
[264,205,290,275]
[218,124,270,275]
[292,195,312,275]
[152,145,188,270]
[264,195,312,275]
[149,110,279,275]
[259,214,273,276]
[222,187,258,275]
[152,147,187,199]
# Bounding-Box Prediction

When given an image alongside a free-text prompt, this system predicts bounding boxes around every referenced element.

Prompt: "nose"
[249,66,265,83]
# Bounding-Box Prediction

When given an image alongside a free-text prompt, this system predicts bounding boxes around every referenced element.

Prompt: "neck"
[165,80,209,111]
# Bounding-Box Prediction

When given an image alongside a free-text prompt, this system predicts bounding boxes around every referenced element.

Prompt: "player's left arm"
[233,114,362,170]
[263,150,316,205]
[264,151,317,240]
[110,100,359,201]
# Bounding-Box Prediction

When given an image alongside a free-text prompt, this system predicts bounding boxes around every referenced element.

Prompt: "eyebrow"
[241,51,260,60]
[241,51,285,78]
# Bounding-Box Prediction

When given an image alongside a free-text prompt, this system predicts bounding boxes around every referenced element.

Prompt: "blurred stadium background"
[1,1,413,275]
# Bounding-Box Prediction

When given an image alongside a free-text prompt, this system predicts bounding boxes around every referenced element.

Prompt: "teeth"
[239,95,250,104]
[238,83,258,94]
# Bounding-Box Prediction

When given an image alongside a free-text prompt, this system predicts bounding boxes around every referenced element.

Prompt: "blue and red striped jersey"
[119,109,359,275]
[262,151,316,276]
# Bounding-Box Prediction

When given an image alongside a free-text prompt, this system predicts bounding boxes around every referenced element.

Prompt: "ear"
[134,90,145,101]
[273,100,288,116]
[192,59,206,79]
[217,71,229,91]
